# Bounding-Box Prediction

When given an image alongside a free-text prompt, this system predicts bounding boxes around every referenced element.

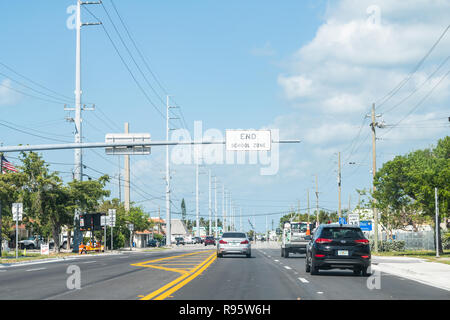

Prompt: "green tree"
[373,136,449,253]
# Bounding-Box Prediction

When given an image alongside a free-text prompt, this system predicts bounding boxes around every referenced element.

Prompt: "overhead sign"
[226,130,271,151]
[105,133,151,155]
[348,213,360,226]
[12,203,23,221]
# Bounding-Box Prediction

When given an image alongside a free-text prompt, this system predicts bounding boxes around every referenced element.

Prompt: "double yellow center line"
[132,250,217,300]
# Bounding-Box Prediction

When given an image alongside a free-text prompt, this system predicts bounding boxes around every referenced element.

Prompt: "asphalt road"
[0,246,449,300]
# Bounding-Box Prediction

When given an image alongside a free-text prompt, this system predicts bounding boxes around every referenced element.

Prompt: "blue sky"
[0,0,449,233]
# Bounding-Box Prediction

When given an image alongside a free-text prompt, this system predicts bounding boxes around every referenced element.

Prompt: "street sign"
[226,130,271,151]
[101,215,110,227]
[128,224,134,231]
[339,217,347,225]
[12,203,23,221]
[105,133,151,155]
[359,220,373,231]
[40,244,49,255]
[108,209,116,227]
[348,213,360,226]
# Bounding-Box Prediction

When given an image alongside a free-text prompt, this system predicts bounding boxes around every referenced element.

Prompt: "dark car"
[305,224,371,276]
[204,236,216,246]
[147,239,158,247]
[193,237,202,244]
[175,237,185,245]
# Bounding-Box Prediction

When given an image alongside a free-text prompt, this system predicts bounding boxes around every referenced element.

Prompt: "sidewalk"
[372,256,450,292]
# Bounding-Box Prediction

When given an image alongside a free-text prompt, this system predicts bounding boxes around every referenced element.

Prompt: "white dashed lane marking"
[25,268,46,272]
[298,277,309,283]
[284,266,292,270]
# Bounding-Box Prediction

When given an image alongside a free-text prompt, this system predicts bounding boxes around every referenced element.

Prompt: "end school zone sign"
[226,130,271,151]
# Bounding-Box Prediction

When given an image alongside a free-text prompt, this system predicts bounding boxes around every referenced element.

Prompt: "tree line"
[0,152,152,252]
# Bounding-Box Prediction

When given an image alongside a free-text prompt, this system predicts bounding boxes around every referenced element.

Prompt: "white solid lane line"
[82,261,97,264]
[298,277,309,283]
[25,268,46,272]
[274,260,279,262]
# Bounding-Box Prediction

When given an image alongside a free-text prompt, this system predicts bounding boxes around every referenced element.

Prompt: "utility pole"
[338,151,342,218]
[224,190,228,232]
[195,160,200,238]
[315,175,319,226]
[158,206,161,235]
[240,208,243,232]
[214,177,218,238]
[229,192,232,232]
[348,195,351,214]
[208,170,212,236]
[165,96,172,246]
[435,188,440,258]
[307,189,310,224]
[71,0,101,254]
[222,186,225,235]
[371,103,379,252]
[118,156,122,202]
[124,123,130,212]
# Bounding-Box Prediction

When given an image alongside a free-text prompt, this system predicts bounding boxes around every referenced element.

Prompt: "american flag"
[1,155,18,173]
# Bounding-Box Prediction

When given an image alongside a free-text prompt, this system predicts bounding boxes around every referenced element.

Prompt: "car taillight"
[240,240,249,244]
[355,239,370,245]
[219,240,227,244]
[315,254,325,258]
[315,238,333,244]
[361,255,370,259]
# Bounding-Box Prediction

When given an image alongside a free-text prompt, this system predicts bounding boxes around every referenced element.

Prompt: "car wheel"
[305,255,311,272]
[362,266,371,277]
[281,248,285,257]
[217,253,223,258]
[246,253,251,258]
[310,257,319,275]
[285,250,290,258]
[353,267,361,275]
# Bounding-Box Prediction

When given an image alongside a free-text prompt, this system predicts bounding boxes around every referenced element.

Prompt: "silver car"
[217,232,251,258]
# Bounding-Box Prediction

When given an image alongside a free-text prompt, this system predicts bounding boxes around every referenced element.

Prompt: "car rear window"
[320,228,364,240]
[222,233,247,238]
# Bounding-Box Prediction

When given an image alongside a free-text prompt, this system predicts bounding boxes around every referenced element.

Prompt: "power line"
[82,5,166,121]
[376,23,450,112]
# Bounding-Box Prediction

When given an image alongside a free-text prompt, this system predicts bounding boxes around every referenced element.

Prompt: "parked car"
[305,224,371,276]
[193,237,202,244]
[147,239,158,247]
[217,232,251,258]
[175,237,185,245]
[19,236,41,250]
[204,236,216,246]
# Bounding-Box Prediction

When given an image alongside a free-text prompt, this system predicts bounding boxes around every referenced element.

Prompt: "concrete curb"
[371,257,450,292]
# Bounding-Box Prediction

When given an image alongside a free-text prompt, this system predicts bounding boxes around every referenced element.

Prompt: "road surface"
[0,246,448,300]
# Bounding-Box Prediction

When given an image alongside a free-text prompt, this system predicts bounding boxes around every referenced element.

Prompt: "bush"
[443,233,450,250]
[370,240,405,252]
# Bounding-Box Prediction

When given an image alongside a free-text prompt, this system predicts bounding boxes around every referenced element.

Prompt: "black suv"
[305,224,371,276]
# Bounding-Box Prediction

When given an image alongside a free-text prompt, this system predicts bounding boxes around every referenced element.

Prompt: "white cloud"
[278,0,450,117]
